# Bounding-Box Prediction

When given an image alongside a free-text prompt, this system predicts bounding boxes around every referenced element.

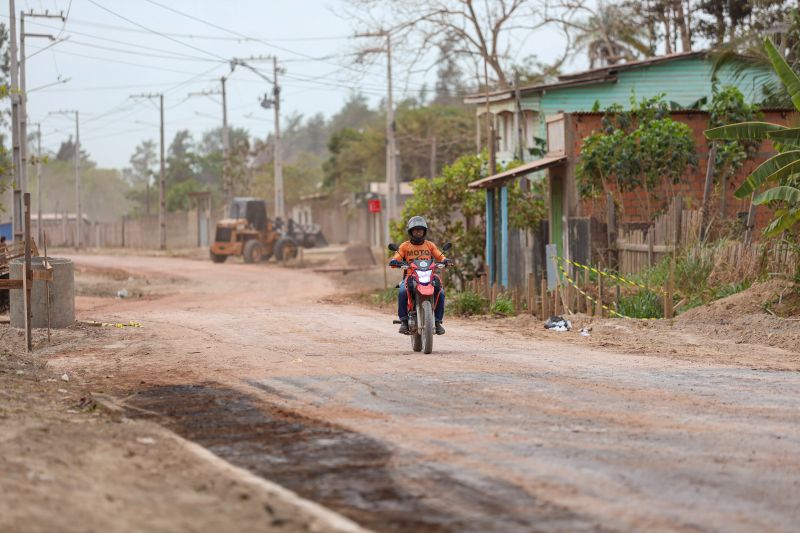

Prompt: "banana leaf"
[762,208,800,237]
[767,127,800,144]
[735,151,800,198]
[704,122,786,141]
[753,185,800,205]
[765,38,800,112]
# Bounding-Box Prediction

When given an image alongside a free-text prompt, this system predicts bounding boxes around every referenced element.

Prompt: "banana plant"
[705,38,800,236]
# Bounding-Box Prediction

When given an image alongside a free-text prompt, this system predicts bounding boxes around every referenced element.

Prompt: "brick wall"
[569,109,797,232]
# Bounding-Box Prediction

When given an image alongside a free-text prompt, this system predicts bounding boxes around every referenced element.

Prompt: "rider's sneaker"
[435,321,445,335]
[398,321,409,335]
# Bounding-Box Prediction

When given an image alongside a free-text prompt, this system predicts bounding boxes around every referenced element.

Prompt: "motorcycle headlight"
[417,270,432,284]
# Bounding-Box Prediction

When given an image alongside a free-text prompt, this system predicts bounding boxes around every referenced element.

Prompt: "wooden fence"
[616,197,702,275]
[466,265,674,320]
[615,197,798,278]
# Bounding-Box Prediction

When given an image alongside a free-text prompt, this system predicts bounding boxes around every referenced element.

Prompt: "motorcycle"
[388,242,452,354]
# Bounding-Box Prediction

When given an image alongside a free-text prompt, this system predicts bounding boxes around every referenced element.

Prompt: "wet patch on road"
[127,383,590,533]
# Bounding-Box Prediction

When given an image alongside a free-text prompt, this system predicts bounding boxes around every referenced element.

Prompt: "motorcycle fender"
[417,284,435,296]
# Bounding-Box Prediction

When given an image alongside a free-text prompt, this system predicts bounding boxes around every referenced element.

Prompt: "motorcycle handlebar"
[393,261,453,270]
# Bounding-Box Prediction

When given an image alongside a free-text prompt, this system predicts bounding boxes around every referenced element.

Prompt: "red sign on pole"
[368,199,382,213]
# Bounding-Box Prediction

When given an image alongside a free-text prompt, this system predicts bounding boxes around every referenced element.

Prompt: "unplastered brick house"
[464,51,792,288]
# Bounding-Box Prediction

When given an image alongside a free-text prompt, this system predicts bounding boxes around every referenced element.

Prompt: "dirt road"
[43,255,800,531]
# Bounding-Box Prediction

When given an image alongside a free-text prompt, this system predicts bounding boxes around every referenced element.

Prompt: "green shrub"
[370,288,396,306]
[451,290,488,316]
[712,279,752,300]
[491,295,515,316]
[617,289,663,319]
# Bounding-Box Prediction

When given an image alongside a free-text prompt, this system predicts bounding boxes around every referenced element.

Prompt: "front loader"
[209,197,298,264]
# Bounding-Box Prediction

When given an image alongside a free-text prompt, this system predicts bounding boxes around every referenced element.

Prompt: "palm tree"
[711,9,800,107]
[706,38,800,236]
[572,2,652,69]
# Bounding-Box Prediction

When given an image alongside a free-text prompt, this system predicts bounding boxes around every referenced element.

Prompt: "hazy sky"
[4,0,574,169]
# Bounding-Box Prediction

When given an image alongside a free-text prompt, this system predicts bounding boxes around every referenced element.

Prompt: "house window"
[523,111,538,154]
[497,112,513,153]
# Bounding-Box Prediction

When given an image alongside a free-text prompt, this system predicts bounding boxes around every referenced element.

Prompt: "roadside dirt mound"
[678,279,798,322]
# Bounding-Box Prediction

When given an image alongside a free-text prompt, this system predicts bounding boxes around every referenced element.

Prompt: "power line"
[85,0,229,62]
[63,38,220,62]
[19,17,227,62]
[140,0,368,75]
[47,14,352,42]
[32,78,221,93]
[32,45,217,75]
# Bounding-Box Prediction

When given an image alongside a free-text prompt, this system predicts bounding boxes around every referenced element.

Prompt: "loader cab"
[229,197,268,232]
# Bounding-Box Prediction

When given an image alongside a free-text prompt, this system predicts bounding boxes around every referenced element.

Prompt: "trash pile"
[544,315,571,332]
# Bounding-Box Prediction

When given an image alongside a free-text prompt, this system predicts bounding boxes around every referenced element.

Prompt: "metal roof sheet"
[468,155,567,189]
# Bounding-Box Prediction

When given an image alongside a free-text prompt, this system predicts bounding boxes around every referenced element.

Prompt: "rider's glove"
[389,259,404,268]
[443,258,454,266]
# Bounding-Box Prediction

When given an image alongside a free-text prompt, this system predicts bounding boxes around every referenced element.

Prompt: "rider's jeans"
[398,277,445,322]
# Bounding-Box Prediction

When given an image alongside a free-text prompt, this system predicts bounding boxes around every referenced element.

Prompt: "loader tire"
[243,240,265,264]
[274,237,298,262]
[210,251,227,263]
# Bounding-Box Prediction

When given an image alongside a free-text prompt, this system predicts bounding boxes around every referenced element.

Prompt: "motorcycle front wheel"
[411,306,423,352]
[421,300,434,354]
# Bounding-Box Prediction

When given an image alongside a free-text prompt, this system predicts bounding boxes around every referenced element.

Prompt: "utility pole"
[9,0,21,241]
[355,30,398,244]
[130,93,166,249]
[221,76,230,210]
[16,8,63,241]
[272,56,284,220]
[74,110,81,249]
[159,94,165,250]
[47,109,81,248]
[231,56,284,218]
[187,77,229,209]
[484,58,496,174]
[36,123,42,247]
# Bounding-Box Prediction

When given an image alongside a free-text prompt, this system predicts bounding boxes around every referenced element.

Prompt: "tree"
[127,139,157,214]
[322,127,384,193]
[0,22,11,193]
[392,153,487,286]
[706,38,800,238]
[347,0,546,88]
[194,126,251,195]
[165,129,196,188]
[432,36,469,105]
[577,94,697,219]
[707,84,761,212]
[710,5,799,106]
[252,158,323,213]
[55,136,91,164]
[569,1,652,68]
[395,101,474,179]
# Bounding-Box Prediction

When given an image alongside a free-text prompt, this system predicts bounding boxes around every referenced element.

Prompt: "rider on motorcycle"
[389,216,451,335]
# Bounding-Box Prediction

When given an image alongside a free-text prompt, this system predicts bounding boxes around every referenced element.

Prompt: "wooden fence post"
[584,269,591,313]
[607,191,617,268]
[554,284,561,315]
[528,272,537,317]
[595,269,604,317]
[700,143,717,241]
[541,279,548,318]
[664,262,674,319]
